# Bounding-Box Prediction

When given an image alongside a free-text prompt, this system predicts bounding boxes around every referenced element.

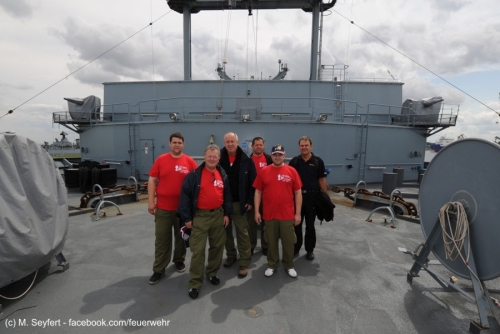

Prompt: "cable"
[333,10,500,116]
[0,306,37,322]
[0,270,39,300]
[5,11,172,116]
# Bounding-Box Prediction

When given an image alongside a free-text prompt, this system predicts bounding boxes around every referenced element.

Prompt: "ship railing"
[389,103,459,127]
[345,78,401,83]
[53,96,457,129]
[319,64,349,82]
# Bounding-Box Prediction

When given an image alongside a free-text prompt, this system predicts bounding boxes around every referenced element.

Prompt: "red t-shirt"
[149,153,197,211]
[252,164,302,220]
[197,167,224,209]
[251,154,269,174]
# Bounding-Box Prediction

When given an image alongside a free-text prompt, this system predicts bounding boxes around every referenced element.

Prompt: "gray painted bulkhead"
[102,80,404,117]
[78,79,424,185]
[81,122,426,184]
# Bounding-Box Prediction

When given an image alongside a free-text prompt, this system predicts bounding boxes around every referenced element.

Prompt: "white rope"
[439,202,469,262]
[438,202,481,286]
[0,270,39,300]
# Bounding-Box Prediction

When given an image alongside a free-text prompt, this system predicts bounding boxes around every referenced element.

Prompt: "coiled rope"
[439,202,469,262]
[438,201,481,286]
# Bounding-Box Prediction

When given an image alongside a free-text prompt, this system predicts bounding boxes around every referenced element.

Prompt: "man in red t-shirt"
[253,144,302,278]
[148,132,198,285]
[248,137,272,255]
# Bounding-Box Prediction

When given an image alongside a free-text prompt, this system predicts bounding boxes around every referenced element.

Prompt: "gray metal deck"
[1,190,499,333]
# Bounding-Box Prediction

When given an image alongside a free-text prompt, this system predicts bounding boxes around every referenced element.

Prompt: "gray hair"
[204,144,220,154]
[224,132,239,142]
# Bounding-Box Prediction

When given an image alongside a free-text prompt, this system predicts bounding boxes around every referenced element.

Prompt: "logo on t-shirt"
[277,174,292,182]
[175,165,190,174]
[259,162,267,168]
[213,180,224,188]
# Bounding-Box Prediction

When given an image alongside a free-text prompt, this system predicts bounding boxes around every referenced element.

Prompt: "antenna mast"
[317,9,324,80]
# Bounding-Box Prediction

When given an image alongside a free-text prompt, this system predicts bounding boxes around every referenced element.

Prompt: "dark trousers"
[294,192,317,253]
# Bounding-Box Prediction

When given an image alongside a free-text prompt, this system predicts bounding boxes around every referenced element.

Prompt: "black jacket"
[178,162,233,224]
[220,146,257,215]
[316,192,335,223]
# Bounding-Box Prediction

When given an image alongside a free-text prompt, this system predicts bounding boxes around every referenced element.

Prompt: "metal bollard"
[392,168,404,187]
[382,172,398,194]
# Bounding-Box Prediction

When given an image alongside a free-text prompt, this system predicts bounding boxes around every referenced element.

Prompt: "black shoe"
[189,288,199,299]
[207,276,220,285]
[306,252,315,261]
[175,262,186,273]
[149,272,163,285]
[223,257,236,267]
[262,248,268,255]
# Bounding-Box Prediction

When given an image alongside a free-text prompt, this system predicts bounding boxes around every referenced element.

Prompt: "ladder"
[357,122,368,182]
[128,123,138,177]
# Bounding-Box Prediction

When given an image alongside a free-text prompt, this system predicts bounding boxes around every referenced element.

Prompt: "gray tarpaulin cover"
[0,134,68,288]
[400,96,444,124]
[64,95,101,121]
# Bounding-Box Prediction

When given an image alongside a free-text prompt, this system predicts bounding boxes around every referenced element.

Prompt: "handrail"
[53,95,458,129]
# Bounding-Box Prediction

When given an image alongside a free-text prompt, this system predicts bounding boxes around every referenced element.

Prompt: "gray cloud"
[0,81,34,90]
[49,17,184,86]
[0,0,33,18]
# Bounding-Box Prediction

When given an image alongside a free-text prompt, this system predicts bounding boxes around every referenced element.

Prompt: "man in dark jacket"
[248,137,273,255]
[220,132,256,278]
[179,144,233,299]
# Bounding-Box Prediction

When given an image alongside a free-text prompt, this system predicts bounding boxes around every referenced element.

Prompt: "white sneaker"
[287,268,298,278]
[264,268,275,277]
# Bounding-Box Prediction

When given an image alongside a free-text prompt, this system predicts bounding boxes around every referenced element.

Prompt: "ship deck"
[1,186,499,333]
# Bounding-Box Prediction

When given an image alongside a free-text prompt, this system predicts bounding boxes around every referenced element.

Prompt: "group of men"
[147,132,328,299]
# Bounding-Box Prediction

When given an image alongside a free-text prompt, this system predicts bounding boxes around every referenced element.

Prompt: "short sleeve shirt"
[197,168,224,209]
[149,153,198,211]
[253,164,302,220]
[251,154,269,174]
[289,153,326,190]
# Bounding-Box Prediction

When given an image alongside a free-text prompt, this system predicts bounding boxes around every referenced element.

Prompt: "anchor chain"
[330,186,418,217]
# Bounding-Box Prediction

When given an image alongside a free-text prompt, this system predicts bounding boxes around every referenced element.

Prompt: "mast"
[165,0,337,81]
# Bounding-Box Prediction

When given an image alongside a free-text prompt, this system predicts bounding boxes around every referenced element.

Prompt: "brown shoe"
[223,257,236,267]
[238,266,248,278]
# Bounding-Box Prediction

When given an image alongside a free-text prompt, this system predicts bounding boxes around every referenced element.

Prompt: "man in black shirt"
[288,136,328,261]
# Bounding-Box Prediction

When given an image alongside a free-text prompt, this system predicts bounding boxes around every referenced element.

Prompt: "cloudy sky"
[1,0,499,145]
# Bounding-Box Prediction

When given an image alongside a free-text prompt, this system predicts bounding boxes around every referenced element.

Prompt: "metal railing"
[52,95,458,129]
